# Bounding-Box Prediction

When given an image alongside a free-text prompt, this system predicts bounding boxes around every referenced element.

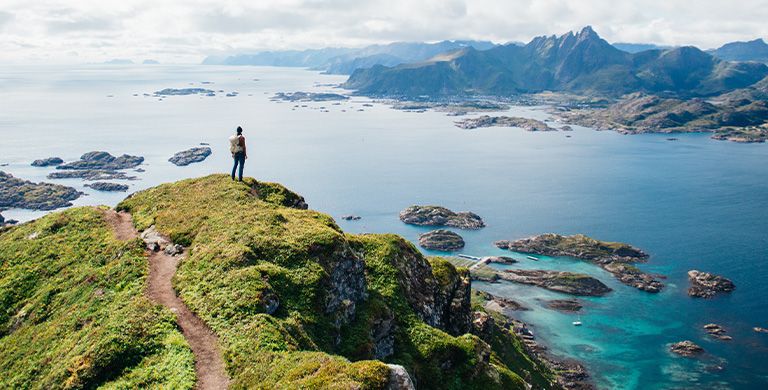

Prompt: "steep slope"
[0,207,195,389]
[111,174,557,389]
[710,39,768,62]
[344,26,768,97]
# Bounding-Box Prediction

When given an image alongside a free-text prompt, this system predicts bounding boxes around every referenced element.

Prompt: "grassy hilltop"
[1,174,556,389]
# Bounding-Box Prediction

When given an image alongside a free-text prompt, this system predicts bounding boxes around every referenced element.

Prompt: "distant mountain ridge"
[202,40,496,74]
[343,26,768,97]
[709,39,768,63]
[612,43,672,53]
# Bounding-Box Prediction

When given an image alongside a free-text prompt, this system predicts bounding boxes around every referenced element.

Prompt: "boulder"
[386,364,415,390]
[168,147,212,166]
[670,340,704,357]
[140,225,170,251]
[687,270,735,298]
[400,205,485,229]
[418,229,465,251]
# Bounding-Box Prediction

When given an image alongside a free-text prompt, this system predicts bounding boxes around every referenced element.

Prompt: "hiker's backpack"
[229,135,243,155]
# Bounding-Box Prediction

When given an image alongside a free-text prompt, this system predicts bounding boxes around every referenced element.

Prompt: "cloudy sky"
[1,0,767,64]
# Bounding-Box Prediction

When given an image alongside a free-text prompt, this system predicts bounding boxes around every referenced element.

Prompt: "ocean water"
[1,65,767,389]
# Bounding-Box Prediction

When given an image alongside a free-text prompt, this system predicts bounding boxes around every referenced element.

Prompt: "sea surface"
[1,65,767,389]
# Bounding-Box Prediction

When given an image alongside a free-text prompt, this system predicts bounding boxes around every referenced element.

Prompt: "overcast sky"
[1,0,767,64]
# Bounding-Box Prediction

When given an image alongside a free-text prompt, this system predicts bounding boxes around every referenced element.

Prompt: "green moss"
[0,207,195,389]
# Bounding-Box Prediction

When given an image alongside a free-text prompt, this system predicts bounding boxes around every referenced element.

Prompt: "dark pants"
[231,152,245,181]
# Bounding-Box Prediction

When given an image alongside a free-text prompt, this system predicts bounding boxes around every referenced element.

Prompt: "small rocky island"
[31,157,63,167]
[0,171,82,211]
[84,182,129,192]
[495,233,664,293]
[400,205,485,229]
[48,170,137,181]
[272,92,349,102]
[154,88,214,96]
[57,151,144,171]
[473,267,611,296]
[341,215,361,221]
[546,299,584,312]
[687,270,736,298]
[418,229,465,251]
[455,115,558,131]
[704,324,732,341]
[669,340,704,357]
[168,147,212,166]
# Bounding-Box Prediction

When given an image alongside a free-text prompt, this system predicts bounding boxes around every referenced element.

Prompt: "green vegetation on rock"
[115,174,551,389]
[0,207,195,389]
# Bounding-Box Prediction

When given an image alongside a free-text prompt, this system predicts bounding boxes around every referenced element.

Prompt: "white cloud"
[0,0,766,64]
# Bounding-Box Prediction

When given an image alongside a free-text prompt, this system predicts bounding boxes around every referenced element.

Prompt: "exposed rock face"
[0,213,4,225]
[670,340,704,357]
[497,269,611,296]
[386,364,415,390]
[547,299,583,312]
[371,308,395,359]
[0,171,82,211]
[455,115,558,131]
[399,205,485,229]
[495,233,664,293]
[704,324,732,341]
[418,229,465,251]
[687,270,735,298]
[31,157,63,167]
[57,151,144,171]
[365,238,471,335]
[168,147,212,166]
[48,170,137,181]
[84,182,129,192]
[324,241,368,330]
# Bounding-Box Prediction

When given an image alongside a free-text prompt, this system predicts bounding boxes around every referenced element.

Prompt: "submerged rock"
[495,233,663,293]
[0,171,82,211]
[168,147,212,166]
[341,215,361,221]
[31,157,63,167]
[418,229,465,251]
[546,299,584,312]
[84,182,129,192]
[399,205,485,229]
[670,340,704,357]
[272,91,349,102]
[687,270,735,298]
[57,151,144,171]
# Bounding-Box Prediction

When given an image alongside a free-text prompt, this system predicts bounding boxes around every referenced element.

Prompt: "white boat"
[526,255,540,261]
[572,321,582,326]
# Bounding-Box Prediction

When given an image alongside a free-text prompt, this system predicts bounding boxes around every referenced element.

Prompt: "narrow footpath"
[103,209,230,390]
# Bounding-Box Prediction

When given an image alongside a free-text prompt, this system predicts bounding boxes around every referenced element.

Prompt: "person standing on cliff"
[229,126,247,181]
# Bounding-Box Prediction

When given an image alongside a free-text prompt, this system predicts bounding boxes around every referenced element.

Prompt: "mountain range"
[708,38,768,63]
[202,40,497,74]
[343,27,768,97]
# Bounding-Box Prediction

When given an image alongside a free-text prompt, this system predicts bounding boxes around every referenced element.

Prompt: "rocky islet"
[168,147,212,166]
[418,229,465,251]
[399,205,485,229]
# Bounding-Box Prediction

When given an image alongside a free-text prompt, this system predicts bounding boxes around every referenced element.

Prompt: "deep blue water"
[1,65,767,389]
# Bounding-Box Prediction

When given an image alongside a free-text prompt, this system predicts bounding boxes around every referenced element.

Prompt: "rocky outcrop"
[418,229,465,251]
[704,324,732,341]
[495,233,663,293]
[477,291,529,314]
[168,147,212,166]
[0,171,82,211]
[272,92,349,102]
[386,364,415,390]
[399,205,485,229]
[670,340,704,357]
[31,157,63,167]
[324,241,368,330]
[754,327,768,334]
[48,170,137,181]
[546,299,583,312]
[455,115,558,131]
[482,256,517,264]
[84,182,129,192]
[341,215,361,221]
[57,151,144,171]
[496,269,611,296]
[687,270,735,298]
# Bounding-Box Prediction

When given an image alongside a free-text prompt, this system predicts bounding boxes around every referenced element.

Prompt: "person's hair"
[236,126,243,135]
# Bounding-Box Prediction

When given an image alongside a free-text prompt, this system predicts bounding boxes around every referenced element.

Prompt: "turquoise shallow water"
[1,65,767,389]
